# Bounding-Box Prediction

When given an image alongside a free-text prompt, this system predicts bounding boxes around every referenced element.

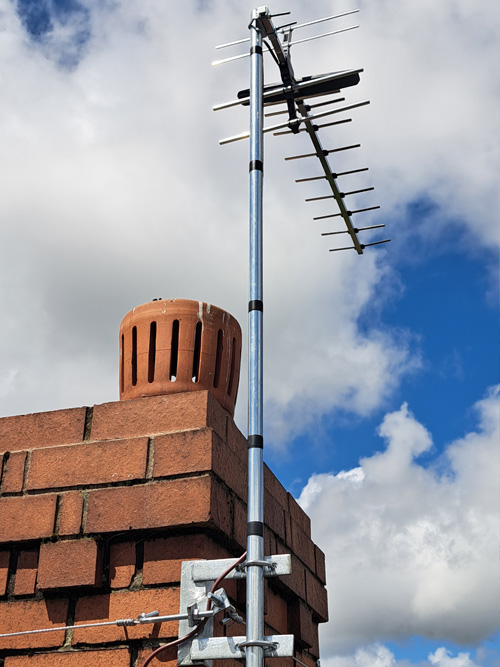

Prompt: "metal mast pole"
[246,8,265,667]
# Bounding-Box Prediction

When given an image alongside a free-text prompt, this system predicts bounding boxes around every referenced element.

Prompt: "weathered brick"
[38,540,102,590]
[314,544,326,584]
[264,465,288,509]
[0,408,86,452]
[288,493,311,536]
[153,429,247,502]
[289,520,316,572]
[288,599,314,649]
[4,649,131,666]
[91,391,227,442]
[264,490,285,540]
[295,650,318,667]
[0,495,57,542]
[233,497,246,550]
[27,437,148,490]
[85,476,226,534]
[57,491,84,536]
[1,451,27,493]
[264,525,277,557]
[13,550,38,595]
[0,550,9,595]
[226,417,248,462]
[305,568,328,622]
[264,583,287,634]
[276,543,306,600]
[143,534,230,585]
[73,588,179,644]
[109,541,136,588]
[0,598,68,649]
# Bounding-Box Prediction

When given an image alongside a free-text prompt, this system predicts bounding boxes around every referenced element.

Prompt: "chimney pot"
[119,299,241,416]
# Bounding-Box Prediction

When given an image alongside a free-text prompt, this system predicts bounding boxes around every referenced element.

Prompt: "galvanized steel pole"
[246,7,265,667]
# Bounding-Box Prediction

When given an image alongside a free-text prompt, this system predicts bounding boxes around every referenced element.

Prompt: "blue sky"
[0,1,498,666]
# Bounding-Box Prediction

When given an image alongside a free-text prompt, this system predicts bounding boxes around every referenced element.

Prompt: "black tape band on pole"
[247,521,264,537]
[248,434,264,449]
[248,299,263,312]
[249,160,264,172]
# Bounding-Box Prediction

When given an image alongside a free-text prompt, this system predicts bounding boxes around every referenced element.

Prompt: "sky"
[0,0,498,666]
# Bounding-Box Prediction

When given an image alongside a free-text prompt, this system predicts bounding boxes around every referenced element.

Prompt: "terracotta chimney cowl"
[119,299,242,416]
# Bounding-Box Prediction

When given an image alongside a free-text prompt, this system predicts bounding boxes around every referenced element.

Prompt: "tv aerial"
[175,7,390,667]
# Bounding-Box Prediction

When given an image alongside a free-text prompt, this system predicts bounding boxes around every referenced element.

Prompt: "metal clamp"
[237,558,277,572]
[237,639,280,652]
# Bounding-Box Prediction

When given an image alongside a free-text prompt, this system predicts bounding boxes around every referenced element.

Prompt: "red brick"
[276,543,306,600]
[0,495,57,542]
[85,476,228,534]
[233,497,246,550]
[57,491,84,536]
[226,417,248,463]
[305,568,328,622]
[73,588,179,644]
[0,550,9,595]
[314,545,326,584]
[4,649,131,666]
[13,550,38,595]
[264,465,288,509]
[0,408,86,452]
[289,520,316,572]
[0,598,68,649]
[264,525,277,557]
[91,391,226,442]
[264,490,285,540]
[154,429,247,502]
[284,510,292,545]
[1,451,27,493]
[143,534,230,585]
[295,650,318,667]
[38,540,102,590]
[27,437,148,490]
[288,600,314,649]
[288,493,311,536]
[109,541,136,588]
[264,584,287,634]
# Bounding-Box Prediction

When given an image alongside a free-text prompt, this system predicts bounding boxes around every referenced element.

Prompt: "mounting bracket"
[178,555,293,666]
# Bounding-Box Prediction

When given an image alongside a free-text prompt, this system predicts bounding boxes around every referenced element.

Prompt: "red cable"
[141,551,247,667]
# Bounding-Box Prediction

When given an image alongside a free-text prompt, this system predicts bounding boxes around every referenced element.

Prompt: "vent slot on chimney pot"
[119,299,242,417]
[192,321,202,383]
[148,321,157,383]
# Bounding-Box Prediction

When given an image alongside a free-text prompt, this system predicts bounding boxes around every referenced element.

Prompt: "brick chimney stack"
[0,299,327,667]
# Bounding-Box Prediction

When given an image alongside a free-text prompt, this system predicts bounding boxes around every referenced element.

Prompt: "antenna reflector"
[215,37,250,50]
[212,52,250,66]
[290,9,360,31]
[287,25,359,48]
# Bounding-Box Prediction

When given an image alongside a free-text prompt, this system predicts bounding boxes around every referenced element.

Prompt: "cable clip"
[237,558,278,573]
[237,639,280,652]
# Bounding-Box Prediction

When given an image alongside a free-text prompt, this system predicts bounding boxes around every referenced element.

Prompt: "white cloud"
[0,0,496,445]
[299,386,500,655]
[322,643,481,667]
